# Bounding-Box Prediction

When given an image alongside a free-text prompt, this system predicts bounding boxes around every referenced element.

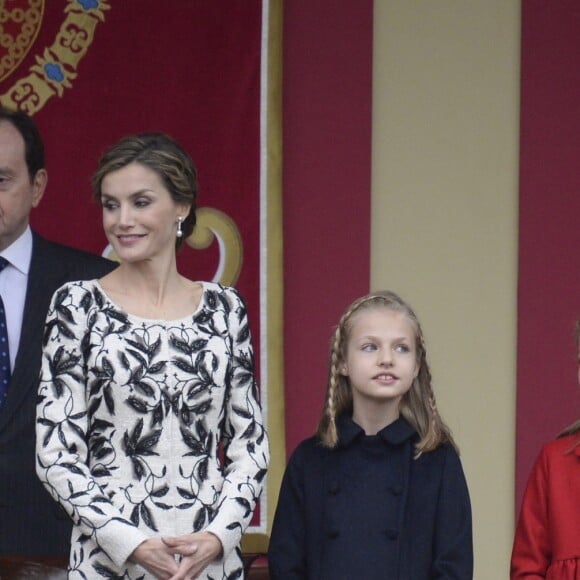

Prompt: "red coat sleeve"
[510,446,551,579]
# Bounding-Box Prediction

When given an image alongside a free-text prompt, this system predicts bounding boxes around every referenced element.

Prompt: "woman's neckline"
[92,279,206,324]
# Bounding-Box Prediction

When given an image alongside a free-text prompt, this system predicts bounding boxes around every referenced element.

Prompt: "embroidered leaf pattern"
[36,280,268,577]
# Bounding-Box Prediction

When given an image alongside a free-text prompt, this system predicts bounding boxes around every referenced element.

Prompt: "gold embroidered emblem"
[0,0,110,114]
[0,1,44,83]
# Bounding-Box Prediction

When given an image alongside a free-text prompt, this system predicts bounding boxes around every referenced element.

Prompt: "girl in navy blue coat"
[269,291,473,579]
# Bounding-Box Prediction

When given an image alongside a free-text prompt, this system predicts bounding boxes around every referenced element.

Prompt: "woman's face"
[100,162,189,264]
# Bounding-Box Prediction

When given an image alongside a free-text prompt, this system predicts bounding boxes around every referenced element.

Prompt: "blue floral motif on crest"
[76,0,99,10]
[44,63,64,83]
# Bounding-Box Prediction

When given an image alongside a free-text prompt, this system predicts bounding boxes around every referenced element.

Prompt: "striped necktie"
[0,257,10,409]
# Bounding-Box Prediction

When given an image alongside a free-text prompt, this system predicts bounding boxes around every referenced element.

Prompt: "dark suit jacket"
[0,232,116,557]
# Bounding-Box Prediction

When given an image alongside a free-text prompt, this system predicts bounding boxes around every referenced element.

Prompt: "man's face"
[0,121,46,251]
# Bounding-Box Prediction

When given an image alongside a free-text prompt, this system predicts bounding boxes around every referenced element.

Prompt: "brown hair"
[92,132,197,250]
[316,290,457,457]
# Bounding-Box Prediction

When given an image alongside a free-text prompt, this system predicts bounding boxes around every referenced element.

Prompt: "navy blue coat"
[269,416,473,580]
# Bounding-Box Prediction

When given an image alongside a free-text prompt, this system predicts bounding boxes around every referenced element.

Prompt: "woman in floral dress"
[36,133,269,579]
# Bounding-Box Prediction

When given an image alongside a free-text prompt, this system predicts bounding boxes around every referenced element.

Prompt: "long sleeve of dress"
[36,285,148,568]
[203,288,270,556]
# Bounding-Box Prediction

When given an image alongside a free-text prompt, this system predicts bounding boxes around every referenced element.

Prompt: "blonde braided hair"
[316,291,458,457]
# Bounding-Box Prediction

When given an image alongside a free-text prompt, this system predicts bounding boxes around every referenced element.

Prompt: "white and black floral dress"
[36,280,269,579]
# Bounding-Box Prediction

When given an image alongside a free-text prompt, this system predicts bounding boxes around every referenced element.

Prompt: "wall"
[517,0,580,506]
[283,1,373,454]
[371,2,520,578]
[283,1,526,577]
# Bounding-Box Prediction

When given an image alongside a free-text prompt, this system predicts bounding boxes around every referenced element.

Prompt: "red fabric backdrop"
[517,0,580,508]
[0,0,267,529]
[282,1,373,455]
[1,0,261,331]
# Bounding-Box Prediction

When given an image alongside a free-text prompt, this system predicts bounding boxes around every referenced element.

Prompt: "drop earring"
[176,216,183,238]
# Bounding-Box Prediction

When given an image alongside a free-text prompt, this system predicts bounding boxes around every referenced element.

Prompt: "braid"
[401,316,458,456]
[316,298,371,447]
[324,328,343,447]
[425,389,442,448]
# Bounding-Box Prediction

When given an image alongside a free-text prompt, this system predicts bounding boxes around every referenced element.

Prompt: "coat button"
[327,529,340,539]
[385,528,398,540]
[388,484,404,496]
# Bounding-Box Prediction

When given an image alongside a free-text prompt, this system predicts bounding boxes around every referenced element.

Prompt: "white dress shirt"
[0,226,33,369]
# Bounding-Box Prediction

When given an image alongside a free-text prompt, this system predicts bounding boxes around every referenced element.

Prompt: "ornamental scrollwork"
[188,207,244,286]
[0,0,110,113]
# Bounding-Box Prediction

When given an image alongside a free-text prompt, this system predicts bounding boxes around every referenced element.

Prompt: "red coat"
[511,434,580,579]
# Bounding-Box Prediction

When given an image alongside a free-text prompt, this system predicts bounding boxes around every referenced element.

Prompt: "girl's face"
[100,162,189,264]
[341,307,419,413]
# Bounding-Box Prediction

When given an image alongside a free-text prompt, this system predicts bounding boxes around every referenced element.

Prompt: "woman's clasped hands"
[131,532,223,579]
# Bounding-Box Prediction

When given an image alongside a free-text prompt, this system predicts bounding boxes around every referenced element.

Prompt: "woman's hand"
[163,532,223,579]
[130,537,179,579]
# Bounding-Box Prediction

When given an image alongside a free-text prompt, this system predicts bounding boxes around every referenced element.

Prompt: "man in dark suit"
[0,108,116,558]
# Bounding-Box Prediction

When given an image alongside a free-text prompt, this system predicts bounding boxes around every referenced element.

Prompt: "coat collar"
[336,414,417,448]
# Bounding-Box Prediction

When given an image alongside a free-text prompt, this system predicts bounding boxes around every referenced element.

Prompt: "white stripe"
[256,0,270,534]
